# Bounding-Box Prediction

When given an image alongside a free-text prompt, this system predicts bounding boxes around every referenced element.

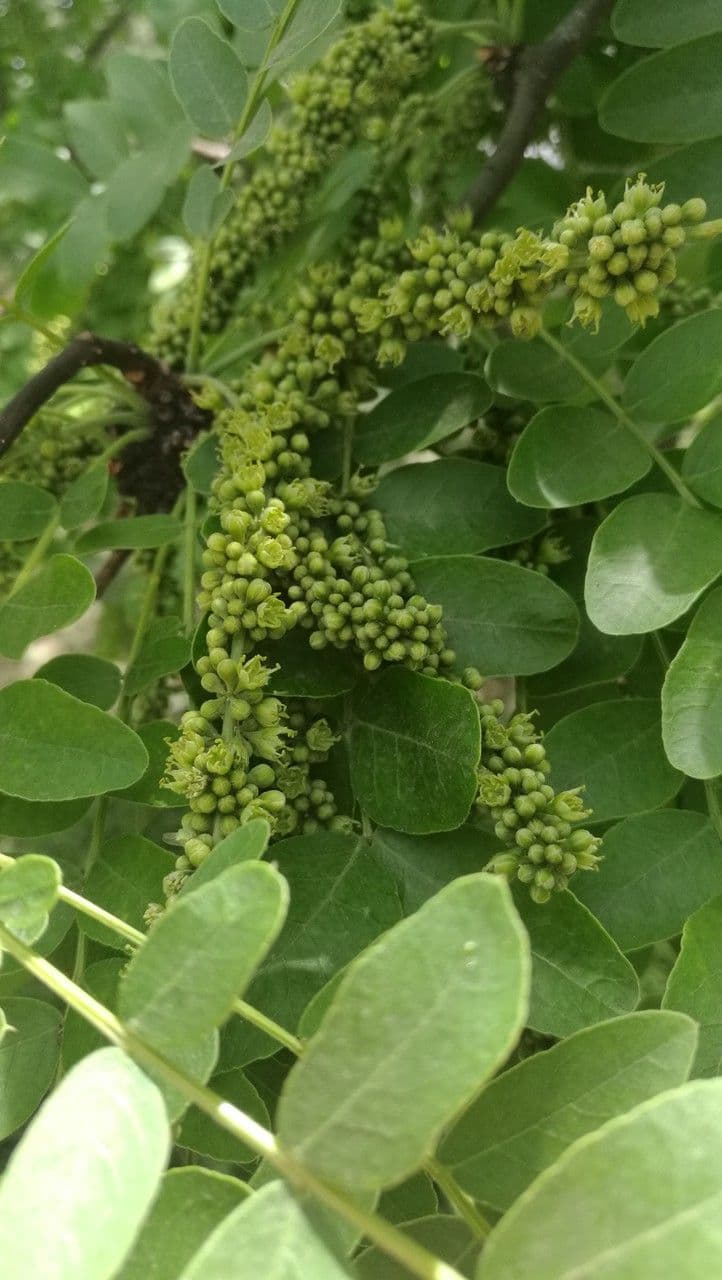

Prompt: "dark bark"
[468,0,615,223]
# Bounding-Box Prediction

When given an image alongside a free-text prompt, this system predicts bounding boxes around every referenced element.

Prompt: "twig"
[0,331,208,458]
[467,0,614,222]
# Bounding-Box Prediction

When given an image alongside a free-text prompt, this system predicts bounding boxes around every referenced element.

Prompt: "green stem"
[341,417,354,494]
[0,924,465,1280]
[651,631,671,672]
[204,325,290,376]
[9,511,60,595]
[183,485,197,636]
[185,0,305,372]
[539,327,701,507]
[232,997,303,1057]
[2,851,305,1057]
[431,18,507,41]
[96,426,152,464]
[117,496,184,721]
[182,373,239,407]
[425,1157,492,1240]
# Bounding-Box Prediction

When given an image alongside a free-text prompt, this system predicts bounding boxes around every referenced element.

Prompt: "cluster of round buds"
[277,702,353,835]
[287,499,455,675]
[506,532,569,577]
[149,0,432,362]
[354,223,568,363]
[553,176,709,329]
[163,651,293,890]
[659,276,721,322]
[198,495,304,647]
[476,700,602,903]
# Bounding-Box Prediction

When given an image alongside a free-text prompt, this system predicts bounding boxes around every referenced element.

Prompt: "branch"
[467,0,614,223]
[0,331,212,512]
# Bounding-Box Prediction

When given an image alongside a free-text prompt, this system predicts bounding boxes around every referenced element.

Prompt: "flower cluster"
[474,698,602,904]
[554,175,708,330]
[149,0,432,363]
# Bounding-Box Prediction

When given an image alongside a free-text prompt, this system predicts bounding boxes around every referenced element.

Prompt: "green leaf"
[75,514,182,553]
[543,697,682,822]
[169,18,248,139]
[485,338,588,402]
[115,1168,249,1280]
[106,53,185,145]
[178,1181,353,1280]
[644,138,722,218]
[0,793,92,838]
[60,463,109,530]
[125,616,192,697]
[442,1011,697,1212]
[599,34,722,143]
[508,406,650,507]
[585,494,722,634]
[664,896,722,1076]
[278,875,528,1191]
[219,0,279,29]
[14,222,74,306]
[0,555,96,660]
[412,557,579,676]
[575,810,722,951]
[111,720,179,806]
[523,516,642,694]
[105,133,192,241]
[513,890,640,1039]
[266,628,357,698]
[179,1068,269,1161]
[349,668,480,834]
[682,411,722,506]
[183,165,234,239]
[0,855,61,945]
[61,959,124,1074]
[0,481,57,540]
[119,861,288,1052]
[182,433,219,495]
[0,680,148,801]
[373,459,545,559]
[354,374,491,466]
[662,588,722,777]
[81,836,174,948]
[477,1080,722,1280]
[384,341,465,389]
[267,0,342,69]
[377,1174,438,1227]
[34,653,121,710]
[370,826,501,915]
[227,99,273,162]
[179,820,271,896]
[0,1048,169,1280]
[0,998,62,1140]
[63,100,128,180]
[622,311,722,425]
[219,832,401,1068]
[613,0,722,46]
[356,1216,479,1280]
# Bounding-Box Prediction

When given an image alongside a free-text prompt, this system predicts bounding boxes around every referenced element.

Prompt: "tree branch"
[0,332,212,512]
[0,332,206,458]
[467,0,614,223]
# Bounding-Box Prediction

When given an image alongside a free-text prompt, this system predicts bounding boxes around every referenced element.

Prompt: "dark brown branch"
[86,6,132,63]
[0,332,211,512]
[94,548,131,598]
[0,331,209,457]
[468,0,614,223]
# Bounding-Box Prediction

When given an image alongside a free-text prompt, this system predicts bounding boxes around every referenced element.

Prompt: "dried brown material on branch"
[468,0,614,223]
[0,331,211,511]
